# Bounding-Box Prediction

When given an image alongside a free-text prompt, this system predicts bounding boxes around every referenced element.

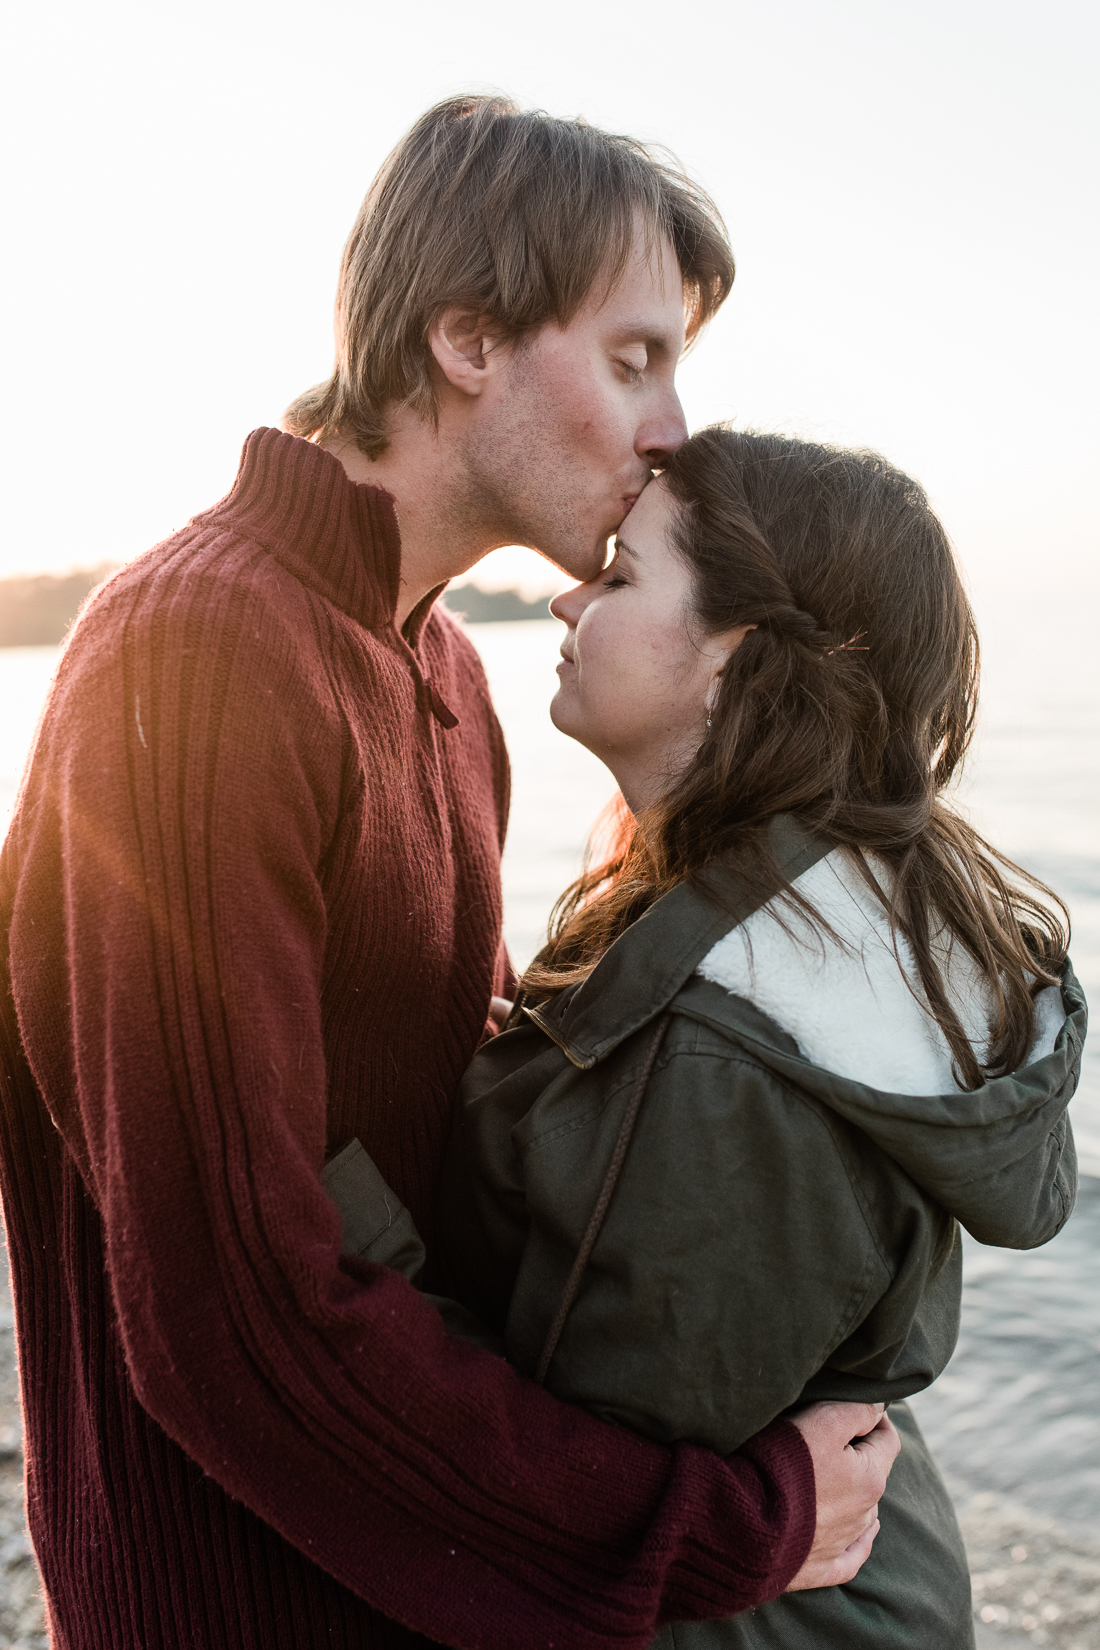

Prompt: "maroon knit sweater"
[0,429,815,1650]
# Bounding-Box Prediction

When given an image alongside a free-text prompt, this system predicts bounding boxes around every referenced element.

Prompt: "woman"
[328,429,1084,1647]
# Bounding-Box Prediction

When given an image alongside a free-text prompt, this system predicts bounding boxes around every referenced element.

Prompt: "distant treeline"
[441,584,551,623]
[0,566,117,647]
[0,569,549,647]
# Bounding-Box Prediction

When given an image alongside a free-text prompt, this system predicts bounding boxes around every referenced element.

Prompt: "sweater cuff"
[658,1419,817,1622]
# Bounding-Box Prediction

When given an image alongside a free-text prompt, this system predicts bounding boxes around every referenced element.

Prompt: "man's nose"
[638,388,689,468]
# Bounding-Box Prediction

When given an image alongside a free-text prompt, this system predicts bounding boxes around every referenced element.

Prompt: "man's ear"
[428,308,507,398]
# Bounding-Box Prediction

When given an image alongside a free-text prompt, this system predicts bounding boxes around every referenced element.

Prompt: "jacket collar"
[198,427,406,635]
[525,815,832,1068]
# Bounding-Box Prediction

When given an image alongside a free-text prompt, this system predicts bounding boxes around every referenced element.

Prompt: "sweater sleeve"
[7,586,816,1650]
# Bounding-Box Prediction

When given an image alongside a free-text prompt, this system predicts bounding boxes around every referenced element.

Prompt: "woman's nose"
[550,584,586,626]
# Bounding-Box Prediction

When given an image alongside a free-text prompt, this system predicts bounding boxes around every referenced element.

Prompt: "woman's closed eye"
[601,553,631,589]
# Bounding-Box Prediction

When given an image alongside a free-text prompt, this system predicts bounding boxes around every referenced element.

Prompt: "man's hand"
[784,1401,900,1592]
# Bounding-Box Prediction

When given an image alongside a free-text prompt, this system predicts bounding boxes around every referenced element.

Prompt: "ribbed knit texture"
[0,429,815,1649]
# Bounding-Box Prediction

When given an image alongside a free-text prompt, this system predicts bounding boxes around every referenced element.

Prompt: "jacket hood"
[525,816,1083,1248]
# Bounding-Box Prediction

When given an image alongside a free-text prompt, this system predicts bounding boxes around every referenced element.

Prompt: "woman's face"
[549,480,750,812]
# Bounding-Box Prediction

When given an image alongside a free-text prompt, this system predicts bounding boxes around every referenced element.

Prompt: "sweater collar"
[202,428,404,634]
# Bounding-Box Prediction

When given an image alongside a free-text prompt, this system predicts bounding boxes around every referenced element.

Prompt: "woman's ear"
[428,308,507,398]
[705,624,757,710]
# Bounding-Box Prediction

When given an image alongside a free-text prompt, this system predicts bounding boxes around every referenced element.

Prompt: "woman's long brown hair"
[524,427,1068,1089]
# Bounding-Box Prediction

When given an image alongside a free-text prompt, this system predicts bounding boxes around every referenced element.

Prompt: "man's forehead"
[587,228,686,336]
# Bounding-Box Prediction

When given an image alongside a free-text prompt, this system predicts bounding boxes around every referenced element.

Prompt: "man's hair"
[284,95,735,458]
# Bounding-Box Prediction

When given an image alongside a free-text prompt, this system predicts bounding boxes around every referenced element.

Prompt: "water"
[0,647,55,836]
[2,619,1098,1533]
[914,1178,1100,1535]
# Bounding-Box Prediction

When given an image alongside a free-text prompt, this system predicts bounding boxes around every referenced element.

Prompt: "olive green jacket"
[431,821,1083,1649]
[438,825,1079,1431]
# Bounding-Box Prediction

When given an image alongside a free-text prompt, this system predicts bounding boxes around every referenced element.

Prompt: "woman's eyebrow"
[613,537,638,560]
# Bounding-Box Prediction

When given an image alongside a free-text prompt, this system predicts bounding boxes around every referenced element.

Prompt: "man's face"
[458,227,689,581]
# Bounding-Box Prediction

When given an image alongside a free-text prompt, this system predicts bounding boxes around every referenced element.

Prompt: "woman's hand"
[783,1402,900,1590]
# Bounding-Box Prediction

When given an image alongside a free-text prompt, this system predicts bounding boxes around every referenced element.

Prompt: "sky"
[2,0,1098,628]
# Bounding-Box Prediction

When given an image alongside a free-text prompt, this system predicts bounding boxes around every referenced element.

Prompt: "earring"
[706,711,712,731]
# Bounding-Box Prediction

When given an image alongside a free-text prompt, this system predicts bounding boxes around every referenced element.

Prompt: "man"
[0,96,897,1649]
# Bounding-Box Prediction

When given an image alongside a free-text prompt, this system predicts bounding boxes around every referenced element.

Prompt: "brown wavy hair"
[284,95,734,459]
[524,427,1068,1089]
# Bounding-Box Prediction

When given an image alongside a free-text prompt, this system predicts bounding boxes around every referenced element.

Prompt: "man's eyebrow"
[606,321,679,354]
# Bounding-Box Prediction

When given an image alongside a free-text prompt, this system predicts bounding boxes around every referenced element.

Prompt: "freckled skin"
[457,233,691,581]
[549,481,753,812]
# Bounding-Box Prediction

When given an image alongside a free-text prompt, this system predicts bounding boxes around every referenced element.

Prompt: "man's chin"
[552,544,611,584]
[530,519,614,584]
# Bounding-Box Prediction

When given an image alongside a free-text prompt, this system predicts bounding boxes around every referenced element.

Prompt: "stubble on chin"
[459,368,610,571]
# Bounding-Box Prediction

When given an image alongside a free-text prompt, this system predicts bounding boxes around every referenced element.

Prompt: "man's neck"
[320,420,506,633]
